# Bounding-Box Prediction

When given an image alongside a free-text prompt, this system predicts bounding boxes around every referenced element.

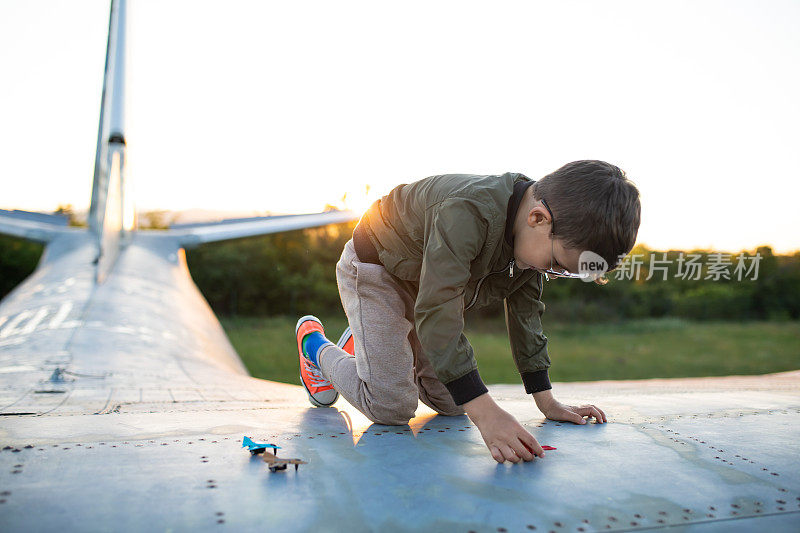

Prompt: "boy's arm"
[505,273,552,393]
[414,197,491,405]
[506,277,607,424]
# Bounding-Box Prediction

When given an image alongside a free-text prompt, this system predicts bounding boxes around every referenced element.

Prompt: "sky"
[1,0,798,253]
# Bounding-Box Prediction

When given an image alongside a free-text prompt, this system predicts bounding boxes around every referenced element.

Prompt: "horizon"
[3,204,796,256]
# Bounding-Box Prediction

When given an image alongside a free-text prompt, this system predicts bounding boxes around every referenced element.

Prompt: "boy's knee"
[363,397,417,426]
[431,404,466,417]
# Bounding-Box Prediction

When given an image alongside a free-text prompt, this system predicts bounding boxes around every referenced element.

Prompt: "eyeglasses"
[538,197,607,284]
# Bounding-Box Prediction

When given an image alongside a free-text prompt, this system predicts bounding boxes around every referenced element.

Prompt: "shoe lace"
[303,359,329,386]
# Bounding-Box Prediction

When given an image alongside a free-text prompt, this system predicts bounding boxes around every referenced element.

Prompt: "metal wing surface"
[2,0,799,530]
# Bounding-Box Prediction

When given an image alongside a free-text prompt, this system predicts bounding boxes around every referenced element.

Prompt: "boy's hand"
[464,393,544,463]
[533,389,607,424]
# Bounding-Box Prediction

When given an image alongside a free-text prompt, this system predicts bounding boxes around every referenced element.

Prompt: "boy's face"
[513,203,583,274]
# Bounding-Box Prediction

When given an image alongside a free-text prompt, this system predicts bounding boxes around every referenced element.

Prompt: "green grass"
[220,315,800,385]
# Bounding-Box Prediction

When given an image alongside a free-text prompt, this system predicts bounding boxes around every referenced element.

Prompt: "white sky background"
[0,0,798,253]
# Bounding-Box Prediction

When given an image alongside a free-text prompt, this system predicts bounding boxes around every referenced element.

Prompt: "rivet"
[554,522,562,527]
[526,526,536,530]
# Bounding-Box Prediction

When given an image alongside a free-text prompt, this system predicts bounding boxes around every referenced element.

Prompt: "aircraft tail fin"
[88,0,134,283]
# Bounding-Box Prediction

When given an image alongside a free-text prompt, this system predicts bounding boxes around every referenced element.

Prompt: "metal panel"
[1,372,799,531]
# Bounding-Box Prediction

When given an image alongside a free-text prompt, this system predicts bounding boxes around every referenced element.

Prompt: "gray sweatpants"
[318,238,465,425]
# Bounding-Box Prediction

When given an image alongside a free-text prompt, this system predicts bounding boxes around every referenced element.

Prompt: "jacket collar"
[504,178,535,247]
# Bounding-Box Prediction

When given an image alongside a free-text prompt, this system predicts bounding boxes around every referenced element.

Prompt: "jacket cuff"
[521,369,552,394]
[445,369,488,405]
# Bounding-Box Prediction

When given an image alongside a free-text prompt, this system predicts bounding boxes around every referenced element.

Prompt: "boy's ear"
[527,206,551,228]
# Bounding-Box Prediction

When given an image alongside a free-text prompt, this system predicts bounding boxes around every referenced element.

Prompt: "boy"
[295,160,641,463]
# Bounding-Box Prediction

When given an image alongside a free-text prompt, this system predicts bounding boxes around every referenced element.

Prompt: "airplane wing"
[167,210,359,248]
[0,210,78,244]
[3,1,799,530]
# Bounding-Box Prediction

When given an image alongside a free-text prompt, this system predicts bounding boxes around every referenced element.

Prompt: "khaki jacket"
[362,172,550,401]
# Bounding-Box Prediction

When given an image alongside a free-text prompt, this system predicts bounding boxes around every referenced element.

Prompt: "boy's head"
[513,160,641,279]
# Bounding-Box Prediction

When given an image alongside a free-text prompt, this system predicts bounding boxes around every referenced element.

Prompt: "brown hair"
[532,160,641,271]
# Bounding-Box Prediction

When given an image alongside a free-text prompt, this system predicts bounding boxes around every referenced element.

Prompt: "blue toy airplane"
[242,436,281,456]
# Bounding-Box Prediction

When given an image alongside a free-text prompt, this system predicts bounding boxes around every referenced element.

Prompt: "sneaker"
[295,315,338,407]
[336,326,355,356]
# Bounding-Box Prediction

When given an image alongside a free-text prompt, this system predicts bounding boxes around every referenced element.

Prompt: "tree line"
[1,222,798,322]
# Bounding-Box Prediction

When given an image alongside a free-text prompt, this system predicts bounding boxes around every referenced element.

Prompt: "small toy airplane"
[242,436,280,456]
[262,452,308,472]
